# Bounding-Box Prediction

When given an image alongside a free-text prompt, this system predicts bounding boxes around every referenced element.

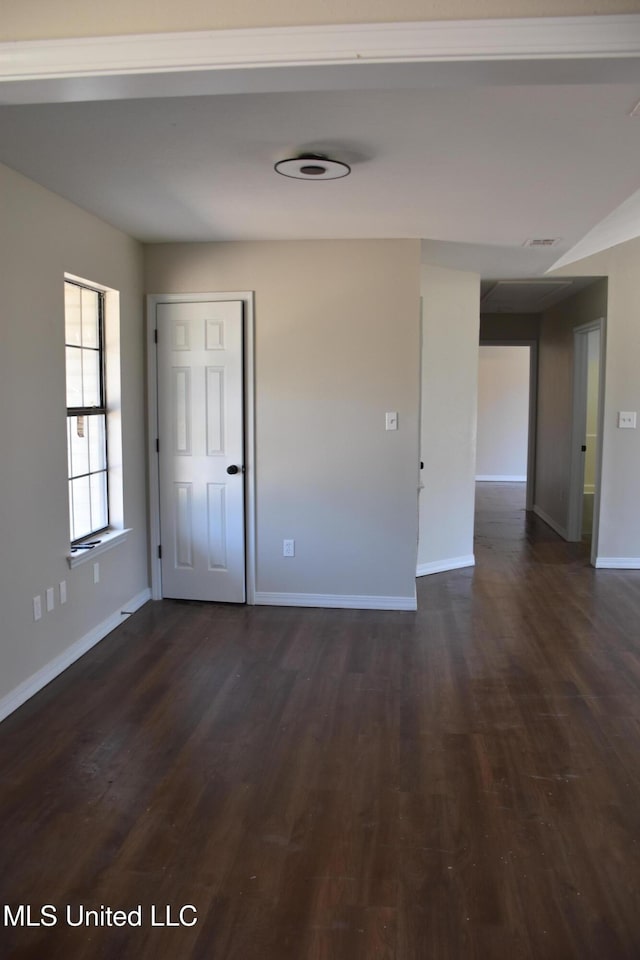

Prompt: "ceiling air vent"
[522,238,560,248]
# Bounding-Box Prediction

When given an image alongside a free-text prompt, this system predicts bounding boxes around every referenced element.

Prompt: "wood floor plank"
[1,483,640,958]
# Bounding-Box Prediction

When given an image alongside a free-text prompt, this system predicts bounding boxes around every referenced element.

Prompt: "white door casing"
[568,318,606,561]
[156,298,246,602]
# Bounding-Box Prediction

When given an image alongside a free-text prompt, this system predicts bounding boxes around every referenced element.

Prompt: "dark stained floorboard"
[1,483,640,958]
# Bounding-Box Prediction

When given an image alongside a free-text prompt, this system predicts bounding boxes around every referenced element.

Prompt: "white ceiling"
[2,26,640,290]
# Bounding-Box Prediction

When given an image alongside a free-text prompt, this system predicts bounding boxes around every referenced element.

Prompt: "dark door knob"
[226,465,240,475]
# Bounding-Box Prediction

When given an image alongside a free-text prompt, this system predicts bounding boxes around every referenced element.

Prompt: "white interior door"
[156,299,245,602]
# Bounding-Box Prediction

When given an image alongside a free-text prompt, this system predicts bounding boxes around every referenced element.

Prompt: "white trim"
[0,588,151,724]
[2,16,640,85]
[589,320,606,567]
[475,475,526,482]
[67,527,131,568]
[533,504,568,540]
[146,292,256,605]
[254,591,417,611]
[594,557,640,569]
[416,555,475,577]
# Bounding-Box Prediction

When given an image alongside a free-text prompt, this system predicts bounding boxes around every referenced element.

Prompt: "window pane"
[65,283,82,346]
[82,348,101,407]
[81,287,100,349]
[68,415,89,479]
[90,472,108,531]
[87,414,107,473]
[70,475,92,540]
[65,279,109,543]
[65,347,83,407]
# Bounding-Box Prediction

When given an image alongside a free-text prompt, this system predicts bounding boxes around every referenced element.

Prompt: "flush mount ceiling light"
[274,153,351,180]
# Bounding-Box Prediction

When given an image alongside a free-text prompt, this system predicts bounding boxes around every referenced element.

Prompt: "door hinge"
[158,544,162,559]
[154,328,158,343]
[156,438,160,453]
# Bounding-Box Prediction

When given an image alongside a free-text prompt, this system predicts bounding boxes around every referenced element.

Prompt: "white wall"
[2,0,636,39]
[476,345,529,481]
[0,162,149,717]
[417,264,480,576]
[145,239,422,606]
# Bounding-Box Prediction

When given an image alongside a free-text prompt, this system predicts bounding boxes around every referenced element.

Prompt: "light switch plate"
[618,411,637,429]
[385,411,398,431]
[46,587,55,612]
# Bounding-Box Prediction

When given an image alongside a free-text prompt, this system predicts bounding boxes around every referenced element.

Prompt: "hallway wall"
[476,345,530,481]
[534,279,607,538]
[552,240,640,564]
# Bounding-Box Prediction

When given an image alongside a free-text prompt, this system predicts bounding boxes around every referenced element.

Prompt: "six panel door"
[156,299,245,602]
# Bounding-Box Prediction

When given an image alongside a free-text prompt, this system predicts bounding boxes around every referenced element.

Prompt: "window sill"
[67,528,131,568]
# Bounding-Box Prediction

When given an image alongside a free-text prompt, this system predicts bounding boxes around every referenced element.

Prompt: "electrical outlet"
[33,595,42,621]
[93,562,100,584]
[618,411,637,429]
[46,587,55,612]
[283,539,295,557]
[59,580,67,604]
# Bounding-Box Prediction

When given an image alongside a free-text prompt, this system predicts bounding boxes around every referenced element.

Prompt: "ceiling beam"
[2,15,640,106]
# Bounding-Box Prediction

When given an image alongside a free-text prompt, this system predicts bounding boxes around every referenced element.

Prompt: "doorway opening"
[475,341,537,510]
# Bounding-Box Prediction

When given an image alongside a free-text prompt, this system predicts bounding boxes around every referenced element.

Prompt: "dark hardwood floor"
[2,482,640,959]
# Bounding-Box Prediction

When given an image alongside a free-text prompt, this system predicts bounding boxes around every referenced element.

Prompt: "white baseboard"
[475,475,526,482]
[0,587,151,725]
[533,505,568,540]
[416,555,475,577]
[254,591,417,611]
[594,557,640,569]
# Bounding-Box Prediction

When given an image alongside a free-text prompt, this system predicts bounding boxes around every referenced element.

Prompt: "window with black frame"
[64,279,109,543]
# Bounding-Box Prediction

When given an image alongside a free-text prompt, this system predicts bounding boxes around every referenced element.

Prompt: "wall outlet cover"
[618,411,637,429]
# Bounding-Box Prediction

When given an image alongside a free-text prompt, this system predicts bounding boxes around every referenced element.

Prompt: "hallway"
[0,485,639,959]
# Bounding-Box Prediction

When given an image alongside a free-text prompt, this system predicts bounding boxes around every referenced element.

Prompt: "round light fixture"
[274,154,351,180]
